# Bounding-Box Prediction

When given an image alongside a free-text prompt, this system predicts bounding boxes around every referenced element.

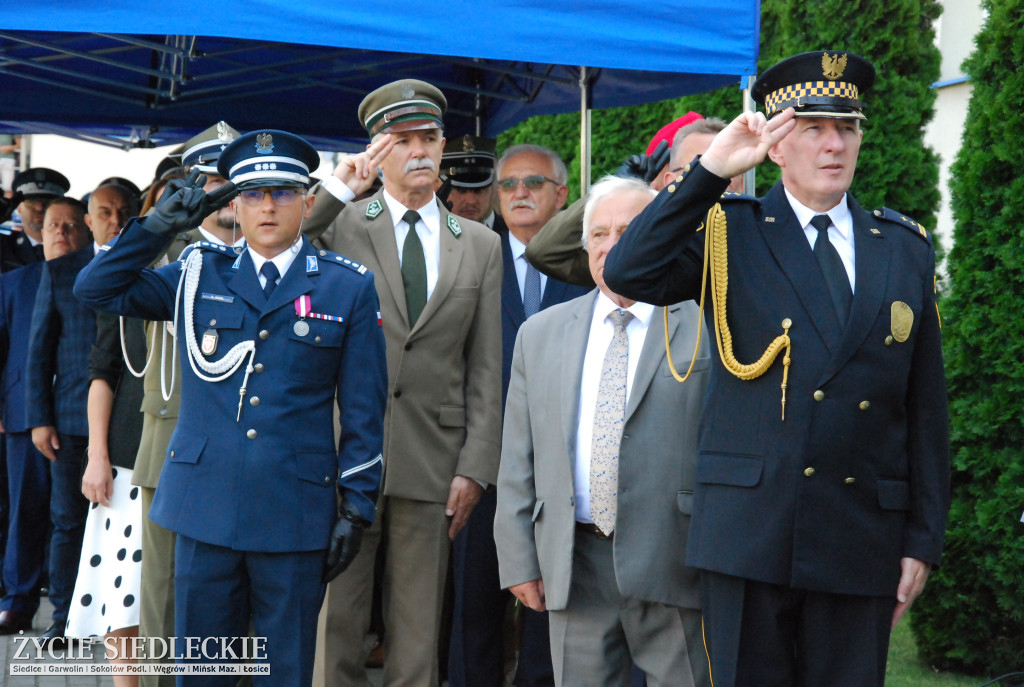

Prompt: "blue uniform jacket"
[604,162,950,598]
[74,220,387,553]
[0,261,44,432]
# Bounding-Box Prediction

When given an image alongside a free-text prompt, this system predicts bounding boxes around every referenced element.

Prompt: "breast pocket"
[192,300,246,356]
[287,319,346,382]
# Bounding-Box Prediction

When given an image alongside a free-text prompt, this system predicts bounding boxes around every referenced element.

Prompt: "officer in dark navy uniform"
[603,51,950,687]
[74,129,387,686]
[1,168,70,272]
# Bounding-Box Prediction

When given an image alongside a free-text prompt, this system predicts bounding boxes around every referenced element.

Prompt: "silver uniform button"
[246,429,258,439]
[250,396,260,406]
[254,363,265,373]
[259,330,270,340]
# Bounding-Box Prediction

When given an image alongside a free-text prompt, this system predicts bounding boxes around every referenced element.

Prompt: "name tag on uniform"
[201,293,235,304]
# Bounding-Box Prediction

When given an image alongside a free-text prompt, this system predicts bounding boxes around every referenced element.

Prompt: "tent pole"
[580,66,592,195]
[742,74,756,194]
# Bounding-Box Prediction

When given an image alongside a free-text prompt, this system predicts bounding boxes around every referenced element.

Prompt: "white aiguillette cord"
[166,248,257,420]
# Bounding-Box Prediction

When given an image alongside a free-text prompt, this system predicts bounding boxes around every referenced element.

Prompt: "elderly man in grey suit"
[495,175,711,687]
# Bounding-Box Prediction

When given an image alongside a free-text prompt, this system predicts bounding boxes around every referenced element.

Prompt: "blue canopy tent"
[0,1,759,170]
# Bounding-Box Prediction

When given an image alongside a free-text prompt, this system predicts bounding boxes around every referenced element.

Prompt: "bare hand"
[335,135,394,196]
[892,557,931,629]
[700,107,797,180]
[445,475,484,539]
[510,579,546,612]
[81,447,114,506]
[31,426,59,461]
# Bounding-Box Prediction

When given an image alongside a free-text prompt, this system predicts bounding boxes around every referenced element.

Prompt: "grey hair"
[496,144,568,185]
[581,176,657,251]
[669,117,728,169]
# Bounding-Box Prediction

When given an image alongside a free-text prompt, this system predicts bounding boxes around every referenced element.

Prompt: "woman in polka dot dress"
[67,311,146,687]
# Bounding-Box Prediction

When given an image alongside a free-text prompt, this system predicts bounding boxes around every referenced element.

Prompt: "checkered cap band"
[764,81,861,115]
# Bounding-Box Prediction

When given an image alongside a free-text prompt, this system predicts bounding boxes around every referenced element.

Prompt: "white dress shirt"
[507,230,548,303]
[784,188,856,291]
[384,189,441,300]
[248,245,298,290]
[573,291,655,524]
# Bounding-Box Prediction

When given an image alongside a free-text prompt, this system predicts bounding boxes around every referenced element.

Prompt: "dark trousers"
[449,487,554,687]
[174,534,325,687]
[1,432,51,614]
[700,571,893,687]
[48,433,88,624]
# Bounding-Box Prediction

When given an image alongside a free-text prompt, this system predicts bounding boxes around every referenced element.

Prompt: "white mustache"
[510,199,537,210]
[404,158,437,173]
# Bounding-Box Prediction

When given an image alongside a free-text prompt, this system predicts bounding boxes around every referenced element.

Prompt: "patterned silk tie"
[589,308,633,534]
[260,261,280,300]
[523,260,542,318]
[810,214,852,323]
[401,210,427,326]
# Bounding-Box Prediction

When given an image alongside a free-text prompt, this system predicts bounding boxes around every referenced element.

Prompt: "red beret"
[645,111,705,155]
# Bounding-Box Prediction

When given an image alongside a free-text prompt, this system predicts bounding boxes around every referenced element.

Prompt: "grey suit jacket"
[495,289,709,611]
[307,186,503,502]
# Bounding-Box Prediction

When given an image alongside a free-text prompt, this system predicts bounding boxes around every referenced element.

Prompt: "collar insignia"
[365,199,383,219]
[447,214,462,238]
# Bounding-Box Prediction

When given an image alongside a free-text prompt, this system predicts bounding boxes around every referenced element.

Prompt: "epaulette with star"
[719,190,758,204]
[181,240,238,260]
[313,248,370,276]
[872,207,932,245]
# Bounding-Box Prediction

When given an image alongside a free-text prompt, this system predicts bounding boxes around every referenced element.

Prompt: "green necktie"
[401,210,427,327]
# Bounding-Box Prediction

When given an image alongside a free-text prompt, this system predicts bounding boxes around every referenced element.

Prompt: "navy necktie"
[260,261,280,300]
[810,214,851,323]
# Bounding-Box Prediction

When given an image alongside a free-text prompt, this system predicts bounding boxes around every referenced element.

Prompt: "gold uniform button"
[675,175,684,183]
[844,477,856,484]
[250,396,260,406]
[804,467,815,477]
[813,390,825,401]
[885,335,894,346]
[859,400,870,410]
[246,429,258,439]
[254,363,265,373]
[667,184,676,193]
[259,330,269,340]
[782,318,792,329]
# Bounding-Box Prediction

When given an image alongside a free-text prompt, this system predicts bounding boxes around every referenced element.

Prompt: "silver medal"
[293,320,310,337]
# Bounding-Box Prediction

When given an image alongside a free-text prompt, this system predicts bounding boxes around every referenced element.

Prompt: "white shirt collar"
[592,289,655,329]
[382,189,440,233]
[783,188,852,241]
[247,243,300,284]
[199,226,246,247]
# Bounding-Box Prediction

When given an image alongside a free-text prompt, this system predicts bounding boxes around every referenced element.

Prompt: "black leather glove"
[613,139,671,185]
[323,498,368,583]
[143,169,237,236]
[436,175,453,211]
[0,191,23,224]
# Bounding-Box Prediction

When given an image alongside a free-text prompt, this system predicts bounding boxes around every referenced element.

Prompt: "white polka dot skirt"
[66,466,144,638]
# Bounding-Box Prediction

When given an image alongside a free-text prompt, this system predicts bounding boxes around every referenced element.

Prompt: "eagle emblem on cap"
[217,121,235,143]
[822,53,848,80]
[462,135,475,153]
[256,133,274,154]
[401,84,416,99]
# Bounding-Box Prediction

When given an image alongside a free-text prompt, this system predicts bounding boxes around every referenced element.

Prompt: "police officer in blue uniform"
[74,130,387,685]
[603,51,950,686]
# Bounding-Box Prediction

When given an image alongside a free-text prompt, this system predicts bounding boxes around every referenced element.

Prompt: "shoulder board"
[718,191,758,204]
[179,241,236,262]
[315,249,370,276]
[872,207,932,244]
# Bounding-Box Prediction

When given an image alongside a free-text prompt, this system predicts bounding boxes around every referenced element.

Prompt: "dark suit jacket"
[75,225,387,552]
[26,245,96,436]
[88,310,145,470]
[499,227,589,405]
[0,260,44,431]
[604,163,950,598]
[0,231,44,274]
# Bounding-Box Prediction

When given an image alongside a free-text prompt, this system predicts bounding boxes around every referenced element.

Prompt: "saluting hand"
[144,169,237,236]
[700,107,797,181]
[334,134,395,196]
